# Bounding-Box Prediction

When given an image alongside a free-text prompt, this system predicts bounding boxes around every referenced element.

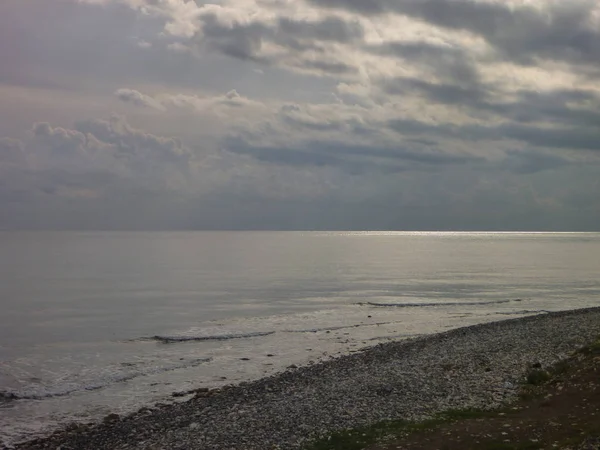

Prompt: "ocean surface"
[1,231,600,446]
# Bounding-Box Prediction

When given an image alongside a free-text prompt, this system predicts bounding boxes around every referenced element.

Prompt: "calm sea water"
[1,231,600,445]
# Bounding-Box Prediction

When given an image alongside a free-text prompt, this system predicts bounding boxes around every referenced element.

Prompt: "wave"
[366,333,420,341]
[0,357,211,401]
[287,321,399,333]
[0,391,20,402]
[489,309,549,316]
[360,299,520,308]
[140,323,401,343]
[145,331,276,343]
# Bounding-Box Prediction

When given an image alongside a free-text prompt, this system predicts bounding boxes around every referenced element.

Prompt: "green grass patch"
[483,441,544,450]
[305,336,600,450]
[578,337,600,356]
[548,359,570,376]
[440,408,499,421]
[302,409,498,450]
[302,420,409,450]
[518,385,544,401]
[526,369,551,386]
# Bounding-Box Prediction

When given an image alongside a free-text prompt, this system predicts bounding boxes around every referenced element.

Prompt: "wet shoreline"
[10,307,600,449]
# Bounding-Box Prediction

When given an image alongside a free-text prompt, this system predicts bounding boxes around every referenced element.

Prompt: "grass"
[482,442,544,450]
[303,335,600,450]
[303,405,554,450]
[577,337,600,356]
[303,420,406,450]
[526,369,551,385]
[303,409,499,450]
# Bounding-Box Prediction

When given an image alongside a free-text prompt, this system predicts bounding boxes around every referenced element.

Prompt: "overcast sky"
[1,0,599,230]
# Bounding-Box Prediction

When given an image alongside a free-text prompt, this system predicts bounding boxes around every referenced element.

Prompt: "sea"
[1,231,600,446]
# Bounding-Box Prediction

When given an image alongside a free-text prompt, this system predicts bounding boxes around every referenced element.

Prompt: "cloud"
[0,138,25,165]
[386,115,600,152]
[221,100,487,174]
[2,112,600,230]
[381,77,488,109]
[114,88,268,116]
[224,137,482,174]
[501,149,577,174]
[368,40,481,86]
[378,76,600,128]
[190,6,363,76]
[115,89,165,110]
[3,0,600,229]
[73,115,191,167]
[32,122,88,159]
[309,0,600,69]
[20,116,193,192]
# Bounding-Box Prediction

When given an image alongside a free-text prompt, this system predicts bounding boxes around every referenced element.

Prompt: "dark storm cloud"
[304,0,388,15]
[224,137,348,167]
[2,0,600,230]
[195,11,363,73]
[298,59,358,75]
[223,133,482,174]
[504,89,600,126]
[382,77,489,107]
[381,77,600,127]
[308,0,600,68]
[386,146,480,165]
[277,16,364,42]
[493,122,600,151]
[198,13,270,62]
[306,0,521,25]
[305,140,483,165]
[387,115,600,152]
[369,41,481,86]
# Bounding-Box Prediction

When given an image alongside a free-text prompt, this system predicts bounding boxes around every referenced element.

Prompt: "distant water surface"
[1,231,599,446]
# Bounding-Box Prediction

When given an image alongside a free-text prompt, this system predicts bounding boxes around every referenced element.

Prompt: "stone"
[102,414,120,425]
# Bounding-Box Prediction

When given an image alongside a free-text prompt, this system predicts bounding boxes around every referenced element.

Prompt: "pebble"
[14,308,600,450]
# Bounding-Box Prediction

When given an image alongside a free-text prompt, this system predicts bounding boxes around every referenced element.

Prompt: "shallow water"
[1,231,600,446]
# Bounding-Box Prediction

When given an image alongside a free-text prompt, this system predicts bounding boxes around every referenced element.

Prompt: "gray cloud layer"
[309,0,600,66]
[1,0,599,230]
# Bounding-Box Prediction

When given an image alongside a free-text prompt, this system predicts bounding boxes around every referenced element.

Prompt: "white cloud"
[115,88,270,119]
[166,42,191,53]
[115,89,164,110]
[115,89,166,110]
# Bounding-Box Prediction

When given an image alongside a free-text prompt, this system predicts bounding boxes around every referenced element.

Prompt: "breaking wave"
[489,309,549,316]
[360,299,520,308]
[0,357,211,401]
[145,331,276,343]
[287,322,399,333]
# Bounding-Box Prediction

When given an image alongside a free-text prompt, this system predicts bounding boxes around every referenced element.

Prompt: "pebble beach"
[12,307,600,450]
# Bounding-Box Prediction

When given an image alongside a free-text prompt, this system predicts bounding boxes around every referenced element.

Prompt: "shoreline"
[11,306,600,450]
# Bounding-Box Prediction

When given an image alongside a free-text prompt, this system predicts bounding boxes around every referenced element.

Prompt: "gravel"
[13,307,600,450]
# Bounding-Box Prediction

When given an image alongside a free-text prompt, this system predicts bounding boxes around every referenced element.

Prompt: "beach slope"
[14,308,600,450]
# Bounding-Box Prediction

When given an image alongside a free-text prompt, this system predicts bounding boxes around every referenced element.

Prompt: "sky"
[1,0,599,230]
